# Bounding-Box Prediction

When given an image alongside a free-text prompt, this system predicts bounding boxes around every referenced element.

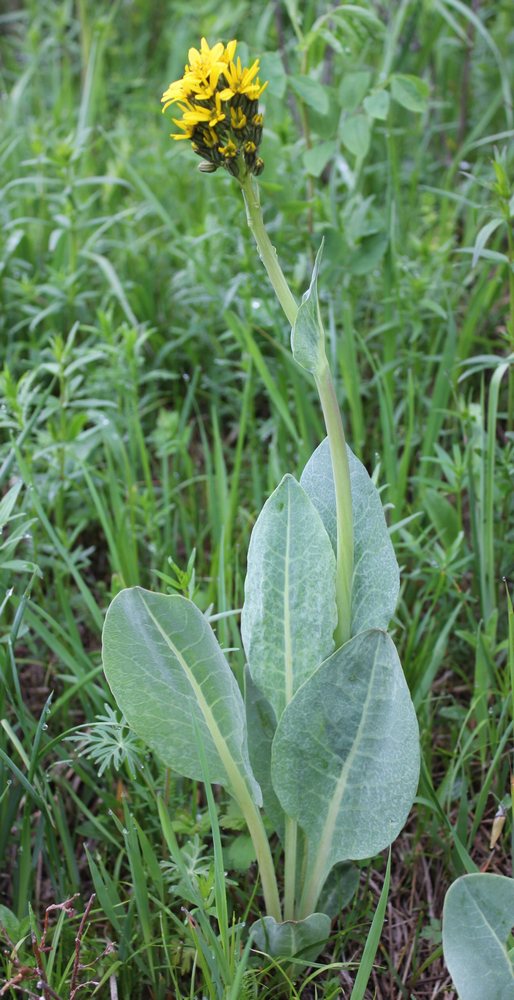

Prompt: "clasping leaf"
[291,241,327,377]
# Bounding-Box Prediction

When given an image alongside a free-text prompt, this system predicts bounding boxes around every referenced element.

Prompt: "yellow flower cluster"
[161,38,267,178]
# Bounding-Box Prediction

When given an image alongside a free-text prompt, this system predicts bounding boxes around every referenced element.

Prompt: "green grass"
[1,0,513,996]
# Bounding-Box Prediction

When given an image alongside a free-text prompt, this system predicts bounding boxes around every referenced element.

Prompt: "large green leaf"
[443,873,514,1000]
[251,912,331,961]
[271,629,419,906]
[102,588,261,804]
[300,438,399,634]
[241,474,337,720]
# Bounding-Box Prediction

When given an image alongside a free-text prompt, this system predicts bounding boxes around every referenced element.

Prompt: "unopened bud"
[490,803,507,849]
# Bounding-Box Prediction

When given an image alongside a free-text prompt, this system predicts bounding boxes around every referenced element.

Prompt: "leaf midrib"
[306,636,382,901]
[460,883,514,980]
[139,593,246,793]
[284,485,293,708]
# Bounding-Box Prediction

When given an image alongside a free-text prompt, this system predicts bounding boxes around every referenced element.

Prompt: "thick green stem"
[298,845,325,920]
[241,174,298,327]
[315,364,353,645]
[240,172,354,914]
[241,174,353,647]
[284,816,297,921]
[505,219,514,432]
[232,772,282,921]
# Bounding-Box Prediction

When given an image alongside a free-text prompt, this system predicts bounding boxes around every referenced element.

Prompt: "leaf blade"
[442,873,514,1000]
[300,438,399,634]
[241,475,337,720]
[272,629,419,909]
[103,587,261,803]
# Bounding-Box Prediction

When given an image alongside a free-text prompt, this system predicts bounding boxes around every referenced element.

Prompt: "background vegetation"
[1,0,513,996]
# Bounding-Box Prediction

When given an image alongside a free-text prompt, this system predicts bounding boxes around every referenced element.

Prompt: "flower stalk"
[241,173,298,327]
[240,172,353,646]
[315,364,353,646]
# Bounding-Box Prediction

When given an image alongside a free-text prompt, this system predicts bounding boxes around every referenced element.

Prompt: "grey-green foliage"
[290,241,326,376]
[103,588,261,804]
[272,629,419,902]
[244,667,284,838]
[442,873,514,1000]
[241,473,337,719]
[318,863,360,919]
[300,438,399,634]
[102,438,418,943]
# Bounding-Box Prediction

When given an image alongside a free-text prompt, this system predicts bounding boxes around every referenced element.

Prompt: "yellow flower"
[187,68,223,102]
[222,40,237,64]
[218,140,238,159]
[203,128,219,148]
[186,37,227,83]
[161,37,268,177]
[170,117,196,141]
[183,92,226,129]
[220,57,268,100]
[162,37,233,111]
[230,107,247,130]
[162,78,189,112]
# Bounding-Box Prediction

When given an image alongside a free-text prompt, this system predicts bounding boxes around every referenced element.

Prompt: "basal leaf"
[271,629,419,903]
[443,873,514,1000]
[300,438,399,634]
[103,587,261,804]
[317,863,360,919]
[251,912,331,961]
[241,474,337,720]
